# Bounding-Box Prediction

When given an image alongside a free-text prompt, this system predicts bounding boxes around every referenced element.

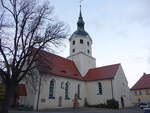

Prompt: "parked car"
[139,103,149,109]
[144,108,150,113]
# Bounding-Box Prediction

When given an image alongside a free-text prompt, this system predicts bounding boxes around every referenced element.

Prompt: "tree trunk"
[0,84,16,113]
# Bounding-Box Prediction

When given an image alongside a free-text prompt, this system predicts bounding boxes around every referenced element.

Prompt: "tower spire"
[77,3,85,31]
[79,4,82,18]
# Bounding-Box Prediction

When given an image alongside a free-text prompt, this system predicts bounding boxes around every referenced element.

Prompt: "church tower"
[68,6,96,77]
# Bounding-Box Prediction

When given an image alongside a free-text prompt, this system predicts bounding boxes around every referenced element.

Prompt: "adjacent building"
[131,73,150,105]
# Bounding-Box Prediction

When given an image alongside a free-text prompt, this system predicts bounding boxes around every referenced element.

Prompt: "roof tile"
[34,49,120,81]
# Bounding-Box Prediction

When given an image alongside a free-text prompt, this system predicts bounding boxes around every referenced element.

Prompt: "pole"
[36,75,42,111]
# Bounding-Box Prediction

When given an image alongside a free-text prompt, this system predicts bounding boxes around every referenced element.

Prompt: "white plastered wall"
[68,34,96,77]
[68,53,96,77]
[85,79,113,105]
[25,69,41,110]
[69,35,92,56]
[113,65,133,108]
[25,65,133,109]
[36,74,86,110]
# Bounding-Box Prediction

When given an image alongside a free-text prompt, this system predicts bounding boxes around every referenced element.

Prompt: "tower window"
[72,49,75,53]
[80,39,83,44]
[87,41,89,46]
[87,49,90,54]
[72,40,75,45]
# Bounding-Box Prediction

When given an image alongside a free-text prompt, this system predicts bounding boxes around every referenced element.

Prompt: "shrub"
[99,103,107,108]
[84,98,107,108]
[84,98,89,107]
[106,99,119,109]
[0,95,5,101]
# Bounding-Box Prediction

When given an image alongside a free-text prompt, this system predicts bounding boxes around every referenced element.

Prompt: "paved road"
[10,108,144,113]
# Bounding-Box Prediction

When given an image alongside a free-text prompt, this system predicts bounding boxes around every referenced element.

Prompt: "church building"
[21,7,132,110]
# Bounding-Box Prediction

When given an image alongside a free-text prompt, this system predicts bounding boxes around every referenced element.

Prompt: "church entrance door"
[58,96,62,107]
[121,96,124,108]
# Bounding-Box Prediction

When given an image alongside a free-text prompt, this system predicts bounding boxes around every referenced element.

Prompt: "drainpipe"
[36,75,42,111]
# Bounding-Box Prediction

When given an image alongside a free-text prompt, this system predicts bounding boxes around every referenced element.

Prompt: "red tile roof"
[131,73,150,90]
[83,64,120,81]
[17,84,27,96]
[34,49,120,81]
[37,50,82,80]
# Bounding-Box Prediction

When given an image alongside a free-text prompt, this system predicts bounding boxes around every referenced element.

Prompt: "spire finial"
[77,0,85,31]
[80,0,83,5]
[79,0,83,18]
[80,4,82,17]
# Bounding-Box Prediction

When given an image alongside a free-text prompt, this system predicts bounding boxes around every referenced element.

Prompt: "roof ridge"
[39,49,74,63]
[144,74,150,76]
[83,63,120,81]
[89,63,120,71]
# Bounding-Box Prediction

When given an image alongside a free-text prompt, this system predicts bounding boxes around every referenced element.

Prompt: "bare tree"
[0,0,67,113]
[0,11,5,34]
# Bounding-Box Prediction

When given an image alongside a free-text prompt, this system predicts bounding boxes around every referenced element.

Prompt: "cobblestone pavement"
[10,107,144,113]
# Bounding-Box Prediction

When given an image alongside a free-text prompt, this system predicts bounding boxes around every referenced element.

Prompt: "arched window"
[77,84,80,99]
[49,79,55,99]
[98,82,102,95]
[65,82,70,99]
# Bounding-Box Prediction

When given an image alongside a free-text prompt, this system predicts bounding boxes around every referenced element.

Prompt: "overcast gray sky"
[49,0,150,87]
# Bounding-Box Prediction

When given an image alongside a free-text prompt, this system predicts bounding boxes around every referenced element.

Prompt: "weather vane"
[80,0,84,8]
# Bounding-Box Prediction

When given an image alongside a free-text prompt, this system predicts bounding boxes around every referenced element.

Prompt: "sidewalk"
[10,107,142,113]
[10,107,104,113]
[40,107,100,112]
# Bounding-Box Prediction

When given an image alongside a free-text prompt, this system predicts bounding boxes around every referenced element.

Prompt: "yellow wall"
[131,89,150,105]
